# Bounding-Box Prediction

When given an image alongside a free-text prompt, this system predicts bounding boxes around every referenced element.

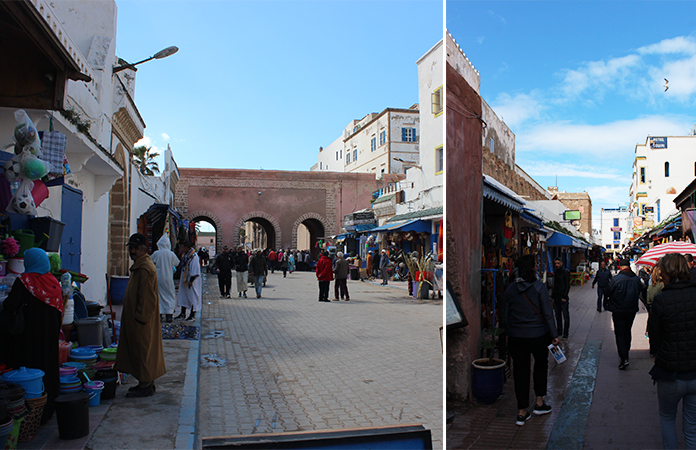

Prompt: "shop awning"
[483,175,525,212]
[354,224,377,232]
[520,211,544,230]
[334,232,356,242]
[546,232,589,249]
[372,219,431,234]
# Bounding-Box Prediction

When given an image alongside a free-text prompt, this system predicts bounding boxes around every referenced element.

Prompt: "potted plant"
[404,251,433,299]
[471,327,506,404]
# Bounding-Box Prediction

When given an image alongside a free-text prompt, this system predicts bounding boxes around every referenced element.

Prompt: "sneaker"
[243,292,247,298]
[239,292,242,298]
[257,294,261,299]
[533,403,552,415]
[515,410,532,426]
[619,360,629,370]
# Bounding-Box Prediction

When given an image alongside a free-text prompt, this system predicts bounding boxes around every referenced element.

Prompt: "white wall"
[600,207,631,251]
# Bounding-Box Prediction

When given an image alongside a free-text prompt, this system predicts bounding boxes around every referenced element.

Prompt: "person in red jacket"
[268,249,277,274]
[316,251,334,302]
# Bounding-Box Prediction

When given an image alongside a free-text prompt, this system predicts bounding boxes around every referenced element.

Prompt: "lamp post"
[112,46,179,74]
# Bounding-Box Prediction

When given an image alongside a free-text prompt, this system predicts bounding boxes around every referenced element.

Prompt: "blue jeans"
[253,275,264,297]
[657,378,696,449]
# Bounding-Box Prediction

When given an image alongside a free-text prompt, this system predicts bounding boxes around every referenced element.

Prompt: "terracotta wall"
[446,62,483,403]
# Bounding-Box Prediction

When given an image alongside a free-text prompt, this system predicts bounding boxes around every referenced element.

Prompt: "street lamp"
[112,46,179,74]
[393,157,422,169]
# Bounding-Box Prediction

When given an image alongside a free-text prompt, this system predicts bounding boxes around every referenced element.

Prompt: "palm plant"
[132,145,160,176]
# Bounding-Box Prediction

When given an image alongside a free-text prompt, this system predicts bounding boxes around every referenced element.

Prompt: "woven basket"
[18,392,46,443]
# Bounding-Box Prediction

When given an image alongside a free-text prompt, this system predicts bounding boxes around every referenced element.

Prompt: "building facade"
[630,135,696,232]
[600,206,631,252]
[313,107,420,178]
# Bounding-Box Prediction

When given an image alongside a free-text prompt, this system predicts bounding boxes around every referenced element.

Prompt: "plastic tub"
[0,367,44,399]
[0,416,13,450]
[59,341,71,365]
[62,362,85,370]
[54,393,89,439]
[28,217,64,252]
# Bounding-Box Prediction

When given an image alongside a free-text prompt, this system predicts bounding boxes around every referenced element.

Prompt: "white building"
[600,206,631,252]
[630,135,696,231]
[395,40,443,216]
[0,0,177,304]
[312,107,420,177]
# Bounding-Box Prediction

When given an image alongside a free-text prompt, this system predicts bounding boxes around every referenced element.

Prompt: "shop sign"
[633,217,643,227]
[643,220,654,228]
[650,137,668,149]
[344,211,376,226]
[611,227,622,231]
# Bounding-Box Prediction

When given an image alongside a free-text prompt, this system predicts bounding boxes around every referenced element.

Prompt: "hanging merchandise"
[38,129,67,178]
[11,110,42,156]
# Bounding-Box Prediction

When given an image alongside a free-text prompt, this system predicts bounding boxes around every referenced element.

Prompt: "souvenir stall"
[481,176,525,331]
[136,203,185,253]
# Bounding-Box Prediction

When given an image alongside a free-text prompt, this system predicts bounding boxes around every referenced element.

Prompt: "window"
[614,231,620,240]
[489,138,494,153]
[346,152,351,164]
[340,149,342,159]
[353,149,357,162]
[319,162,322,170]
[402,127,417,142]
[371,137,376,152]
[640,203,647,216]
[431,85,443,116]
[665,161,670,177]
[435,145,443,174]
[640,167,646,184]
[607,245,612,250]
[336,152,338,161]
[613,218,619,227]
[379,130,386,146]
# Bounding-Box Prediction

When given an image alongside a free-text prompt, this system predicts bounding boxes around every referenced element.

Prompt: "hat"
[368,250,372,254]
[223,245,228,249]
[126,233,147,247]
[619,258,630,267]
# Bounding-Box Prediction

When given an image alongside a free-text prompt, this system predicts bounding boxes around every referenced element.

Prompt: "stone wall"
[482,150,549,201]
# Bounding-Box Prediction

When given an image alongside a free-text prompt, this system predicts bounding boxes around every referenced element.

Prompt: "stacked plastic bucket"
[83,381,104,407]
[0,366,47,445]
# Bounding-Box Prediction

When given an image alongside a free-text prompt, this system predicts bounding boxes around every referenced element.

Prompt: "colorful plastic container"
[0,367,44,399]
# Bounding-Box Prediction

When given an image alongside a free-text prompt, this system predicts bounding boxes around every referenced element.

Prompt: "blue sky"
[447,1,696,230]
[115,0,442,173]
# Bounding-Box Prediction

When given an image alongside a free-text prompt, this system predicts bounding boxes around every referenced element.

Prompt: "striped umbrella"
[636,241,696,267]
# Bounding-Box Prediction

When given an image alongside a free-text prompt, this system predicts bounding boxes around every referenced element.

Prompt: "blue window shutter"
[413,128,417,141]
[402,128,406,141]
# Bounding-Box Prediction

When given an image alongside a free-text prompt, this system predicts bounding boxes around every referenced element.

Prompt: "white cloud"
[476,36,485,44]
[135,136,151,147]
[559,54,641,99]
[523,161,627,181]
[586,185,630,205]
[490,92,542,129]
[487,10,506,24]
[517,115,693,156]
[638,36,696,55]
[161,132,170,141]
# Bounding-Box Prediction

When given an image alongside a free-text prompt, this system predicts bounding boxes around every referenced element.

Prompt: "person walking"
[249,249,267,298]
[289,251,296,273]
[604,258,642,370]
[501,254,559,426]
[592,260,612,312]
[333,252,350,301]
[280,250,289,278]
[648,253,696,449]
[151,233,179,323]
[215,246,233,298]
[550,257,571,339]
[304,251,312,271]
[316,250,333,302]
[366,251,374,279]
[175,241,201,321]
[115,233,166,398]
[268,249,277,274]
[685,254,696,283]
[379,249,390,285]
[234,246,249,298]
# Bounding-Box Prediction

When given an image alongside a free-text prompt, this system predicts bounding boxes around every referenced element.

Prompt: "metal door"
[60,185,82,272]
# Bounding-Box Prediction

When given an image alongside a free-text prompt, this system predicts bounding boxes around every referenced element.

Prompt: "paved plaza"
[197,270,443,448]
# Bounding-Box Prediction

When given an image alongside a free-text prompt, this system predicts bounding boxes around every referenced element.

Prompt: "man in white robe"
[150,233,179,323]
[175,241,202,321]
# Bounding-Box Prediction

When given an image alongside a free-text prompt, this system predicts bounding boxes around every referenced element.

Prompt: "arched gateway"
[175,168,394,252]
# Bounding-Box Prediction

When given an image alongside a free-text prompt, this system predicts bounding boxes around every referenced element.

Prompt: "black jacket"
[248,254,267,277]
[592,268,612,288]
[551,267,570,300]
[604,269,642,313]
[215,252,233,274]
[234,251,248,272]
[501,278,558,339]
[649,281,696,372]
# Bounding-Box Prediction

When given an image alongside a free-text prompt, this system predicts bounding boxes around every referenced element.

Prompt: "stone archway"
[292,212,331,251]
[233,211,282,249]
[187,210,223,252]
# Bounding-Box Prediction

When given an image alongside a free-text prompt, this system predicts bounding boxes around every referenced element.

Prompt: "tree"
[132,145,160,176]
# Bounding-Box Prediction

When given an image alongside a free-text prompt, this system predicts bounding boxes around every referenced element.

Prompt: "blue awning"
[335,233,356,241]
[372,219,432,233]
[520,211,544,229]
[354,223,377,232]
[546,232,589,249]
[483,175,525,212]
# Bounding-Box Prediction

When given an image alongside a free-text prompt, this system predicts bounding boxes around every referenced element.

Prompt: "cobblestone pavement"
[197,270,443,448]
